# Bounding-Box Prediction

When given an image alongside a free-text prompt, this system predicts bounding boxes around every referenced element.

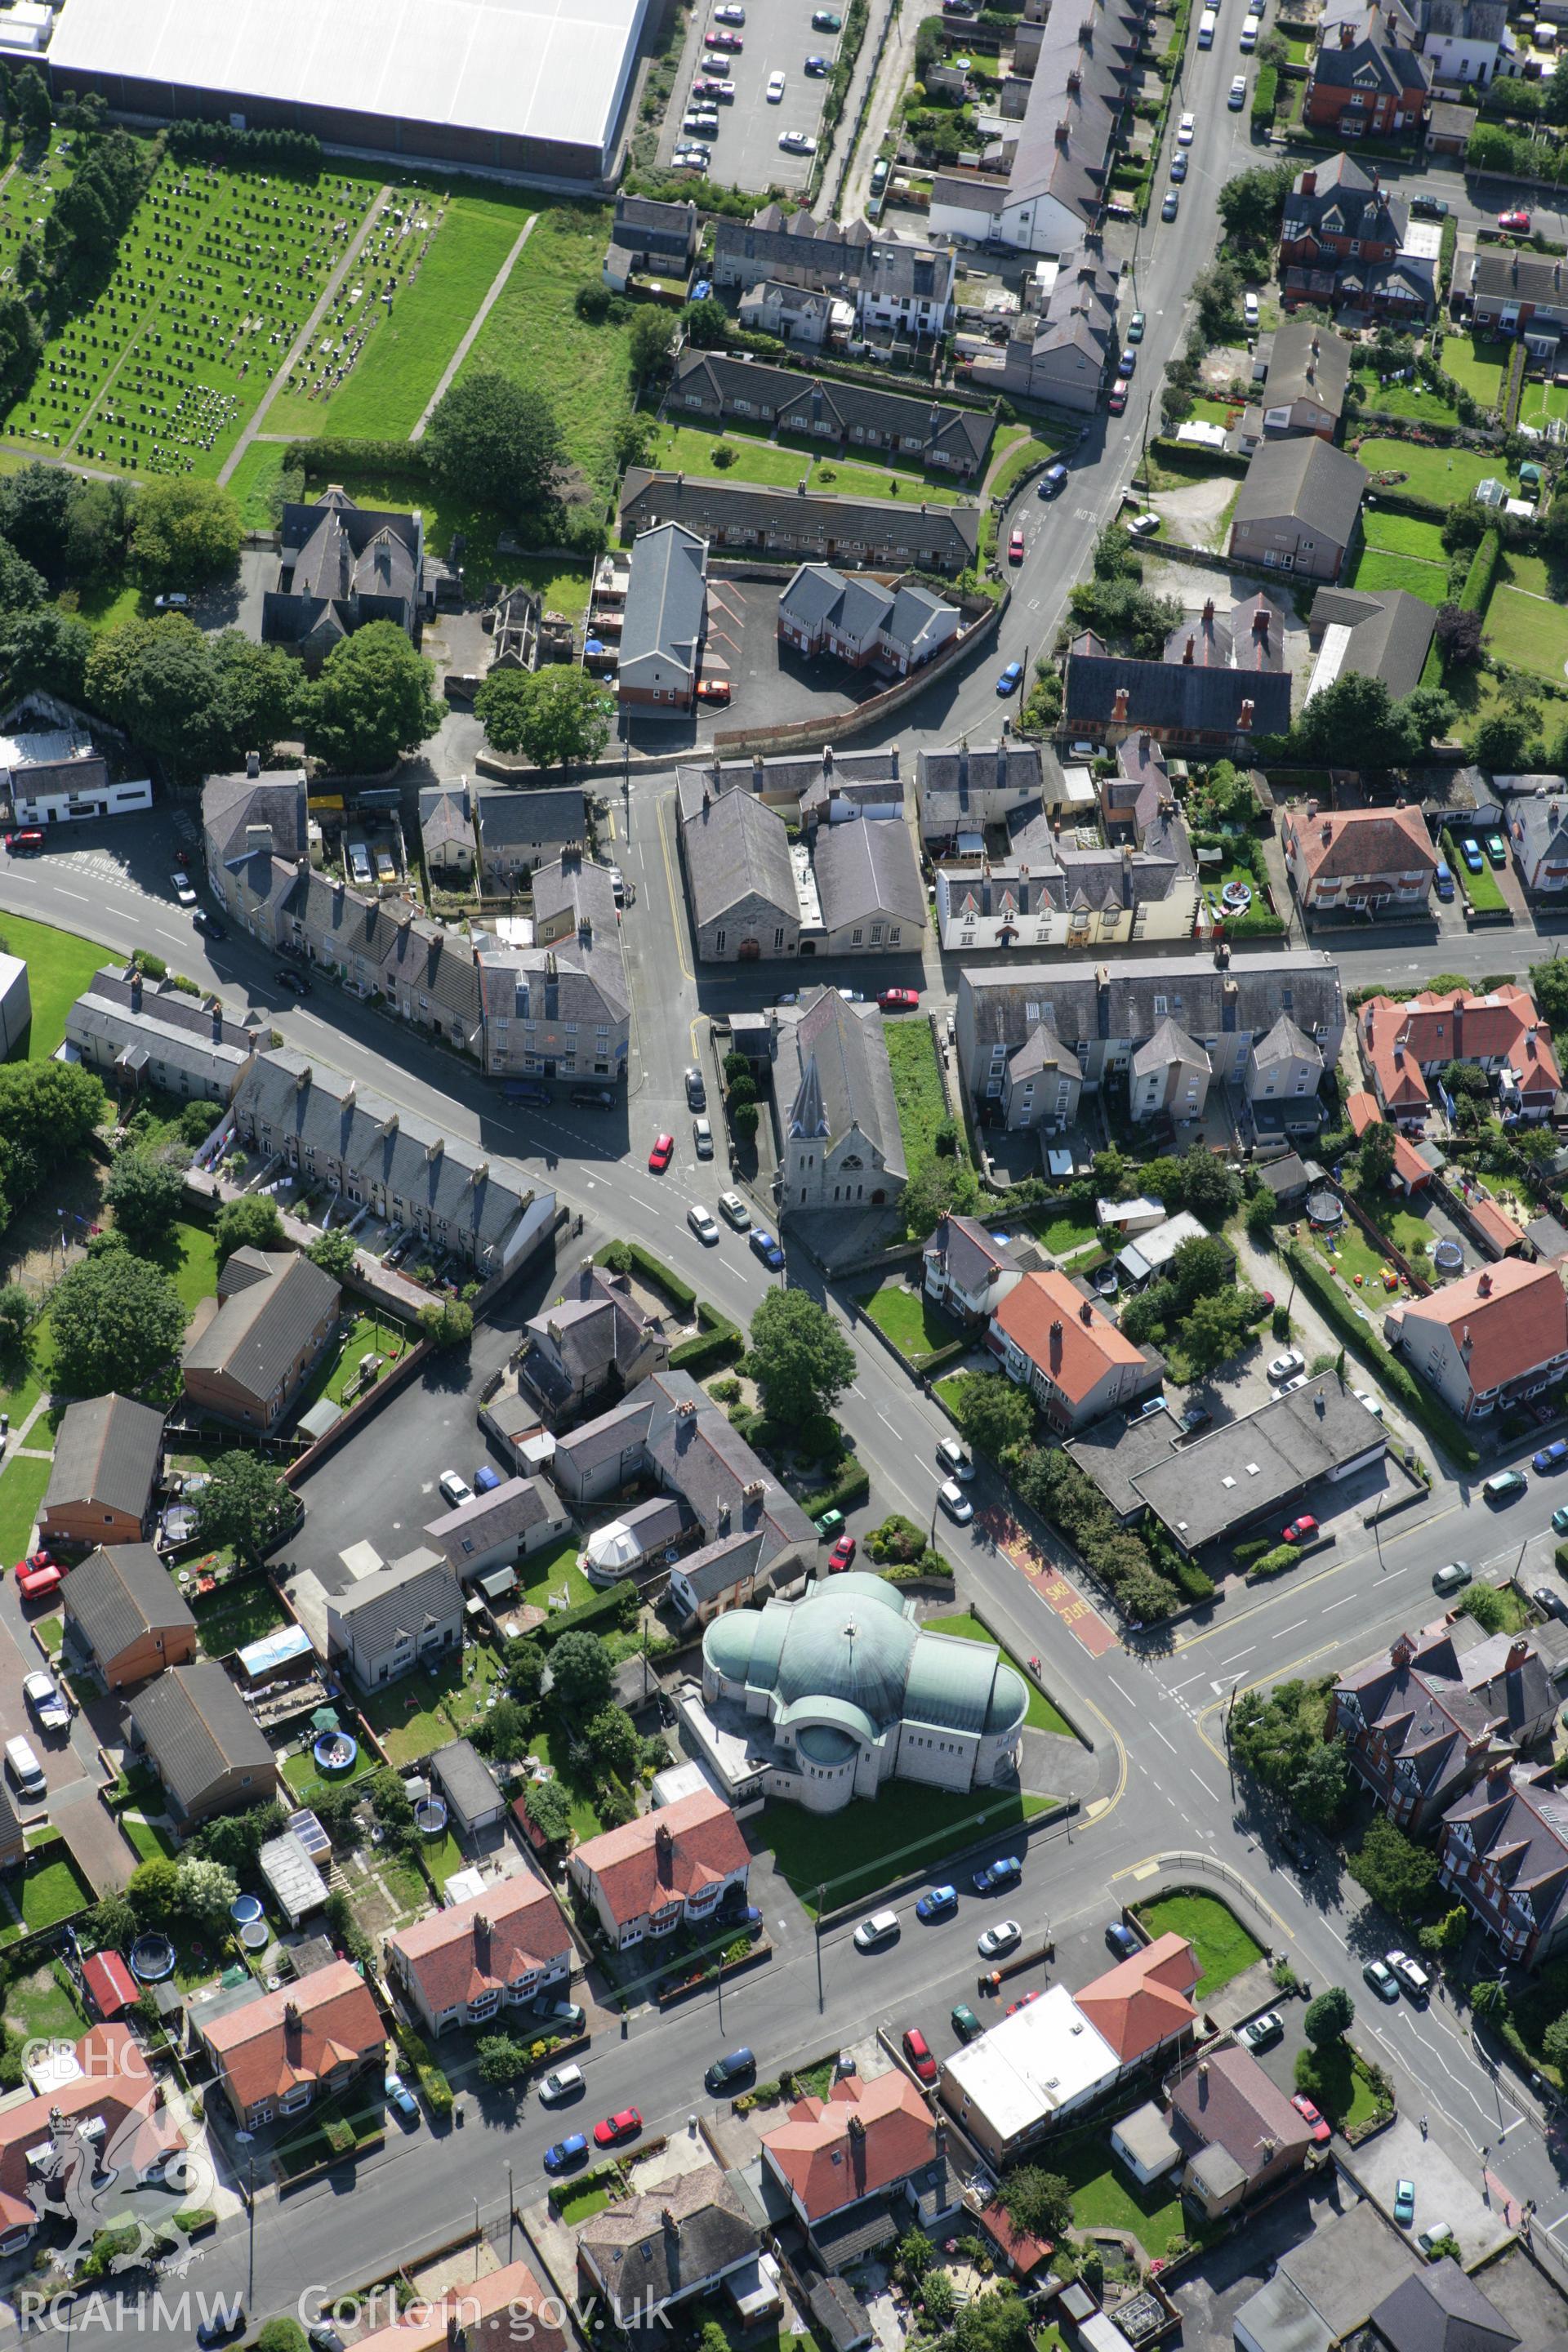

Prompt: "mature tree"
[1348,1815,1439,1922]
[127,1856,180,1921]
[549,1628,615,1713]
[424,372,564,524]
[474,2034,532,2087]
[190,1800,287,1878]
[1179,1287,1261,1378]
[1231,1679,1343,1820]
[418,1297,474,1348]
[955,2289,1032,2352]
[1245,1186,1277,1245]
[305,1227,359,1281]
[1168,1233,1235,1307]
[921,2274,957,2327]
[63,477,134,583]
[213,1194,285,1265]
[1356,1116,1397,1194]
[209,630,301,758]
[895,2230,933,2282]
[11,67,47,137]
[1419,1904,1469,1957]
[474,665,612,768]
[523,1775,573,1842]
[255,2321,310,2352]
[84,613,234,782]
[680,294,729,348]
[1472,1976,1508,2020]
[1434,602,1483,668]
[297,621,445,773]
[105,1145,185,1246]
[504,1635,547,1704]
[1473,706,1537,772]
[0,1282,29,1348]
[0,531,44,615]
[0,460,78,572]
[1303,1984,1355,2047]
[473,1696,534,1766]
[175,1856,240,1934]
[901,1153,982,1239]
[1001,2167,1074,2241]
[951,1368,1036,1462]
[51,1245,185,1396]
[1541,2013,1568,2073]
[749,1288,856,1425]
[586,1704,640,1783]
[1291,1739,1350,1830]
[1294,671,1410,770]
[131,478,242,586]
[192,1450,297,1566]
[627,305,675,388]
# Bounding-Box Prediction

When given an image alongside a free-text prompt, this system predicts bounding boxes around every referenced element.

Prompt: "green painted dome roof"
[705,1610,764,1684]
[774,1578,919,1730]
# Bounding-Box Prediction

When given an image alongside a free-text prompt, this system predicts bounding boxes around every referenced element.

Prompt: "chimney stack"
[1300,168,1316,195]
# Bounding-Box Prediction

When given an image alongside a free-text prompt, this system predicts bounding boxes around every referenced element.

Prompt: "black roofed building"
[603,192,699,292]
[669,350,992,475]
[813,816,927,956]
[777,564,960,675]
[65,964,261,1107]
[934,791,1199,952]
[475,787,587,896]
[618,470,979,576]
[430,1739,505,1834]
[677,774,800,964]
[1305,0,1432,140]
[181,1248,341,1432]
[39,1393,165,1551]
[1229,438,1369,582]
[1439,1761,1568,1967]
[710,208,956,334]
[618,520,708,712]
[969,249,1119,415]
[1369,2259,1520,2352]
[1278,151,1423,310]
[1064,590,1293,749]
[263,490,426,664]
[516,1261,670,1428]
[1246,319,1352,443]
[1330,1625,1557,1836]
[917,741,1044,845]
[576,2162,760,2328]
[326,1546,465,1688]
[1306,586,1438,700]
[474,850,631,1086]
[61,1543,196,1692]
[775,986,906,1218]
[128,1660,279,1824]
[423,1474,568,1582]
[1461,247,1568,350]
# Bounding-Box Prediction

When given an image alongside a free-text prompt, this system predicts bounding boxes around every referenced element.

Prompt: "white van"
[1241,11,1261,40]
[5,1735,45,1801]
[1198,9,1218,44]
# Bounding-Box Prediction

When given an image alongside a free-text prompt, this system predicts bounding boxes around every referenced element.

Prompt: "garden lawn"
[1305,2039,1382,2132]
[862,1282,962,1364]
[497,558,594,630]
[924,1611,1073,1736]
[986,425,1058,501]
[121,1815,180,1865]
[1483,581,1568,681]
[292,191,532,440]
[1444,831,1507,912]
[555,2183,613,2226]
[1031,1209,1101,1255]
[16,1850,92,1934]
[282,1740,380,1805]
[454,201,635,502]
[519,1532,595,1614]
[0,911,118,1060]
[884,1019,951,1182]
[193,1579,289,1659]
[933,1372,969,1418]
[295,1307,411,1418]
[756,1780,1054,1914]
[1354,1190,1434,1262]
[356,1640,510,1765]
[1356,438,1500,504]
[1351,547,1448,607]
[1054,2132,1186,2254]
[1359,510,1449,562]
[1312,1218,1398,1294]
[524,1725,605,1840]
[1134,1888,1263,2000]
[1441,333,1508,408]
[1518,379,1568,430]
[650,419,971,506]
[1352,369,1457,425]
[0,1455,53,1565]
[6,1963,87,2043]
[146,1220,220,1318]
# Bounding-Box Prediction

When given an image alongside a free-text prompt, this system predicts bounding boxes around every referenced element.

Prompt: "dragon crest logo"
[18,2038,218,2287]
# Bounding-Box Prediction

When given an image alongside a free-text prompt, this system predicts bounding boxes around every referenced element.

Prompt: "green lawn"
[924,1611,1073,1737]
[1444,831,1508,912]
[355,1639,510,1765]
[282,1740,380,1804]
[226,442,292,533]
[1054,2131,1187,2254]
[16,1851,92,1934]
[862,1281,962,1365]
[145,1219,220,1317]
[1354,1190,1434,1263]
[649,419,973,506]
[192,1579,290,1660]
[274,189,532,441]
[33,1613,60,1655]
[1359,510,1449,563]
[1352,368,1457,425]
[519,1531,594,1614]
[1441,333,1508,408]
[1312,1216,1399,1294]
[986,425,1058,502]
[295,1306,411,1420]
[1133,1888,1263,2001]
[1304,2040,1381,2132]
[884,1019,952,1183]
[1484,581,1568,681]
[121,1815,180,1866]
[494,557,594,630]
[0,911,120,1059]
[555,2183,614,2225]
[0,1454,53,1563]
[1356,438,1500,504]
[1351,548,1449,608]
[6,1962,88,2043]
[1030,1210,1100,1255]
[756,1780,1054,1915]
[1518,378,1568,430]
[523,1726,605,1841]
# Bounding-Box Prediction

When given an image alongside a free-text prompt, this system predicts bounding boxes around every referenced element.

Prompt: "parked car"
[973,1855,1022,1895]
[540,2065,586,2103]
[571,1085,617,1108]
[1228,71,1247,104]
[815,1508,844,1539]
[543,2133,589,2174]
[191,907,225,939]
[812,9,842,24]
[1280,1826,1316,1873]
[1282,1514,1318,1544]
[308,2327,346,2352]
[937,1480,974,1523]
[804,51,829,72]
[853,1909,900,1951]
[502,1080,551,1107]
[695,675,731,702]
[1553,1503,1568,1535]
[1419,2223,1457,2257]
[274,967,311,997]
[1535,1440,1568,1473]
[1237,2011,1283,2051]
[197,2311,247,2348]
[3,830,43,854]
[648,1133,675,1172]
[902,2028,938,2083]
[1008,526,1025,561]
[528,1997,586,2032]
[951,2002,982,2041]
[1352,1388,1383,1419]
[706,2048,755,2093]
[1108,381,1129,411]
[16,1560,63,1602]
[878,987,920,1010]
[996,661,1023,695]
[715,4,746,20]
[22,1671,68,1735]
[171,871,198,907]
[1433,1560,1473,1593]
[684,1065,707,1110]
[1387,1949,1432,2000]
[1362,1958,1401,2002]
[1410,193,1448,217]
[1106,1921,1139,1959]
[688,1205,719,1245]
[937,1435,975,1481]
[693,1116,714,1160]
[1161,189,1180,220]
[593,2109,643,2149]
[917,1884,957,1922]
[1169,151,1187,180]
[1459,836,1485,873]
[1486,831,1508,867]
[438,1470,474,1510]
[684,110,719,133]
[750,1226,785,1270]
[385,2069,418,2121]
[1394,2179,1417,2225]
[1267,1351,1305,1383]
[1007,1988,1041,2014]
[1178,109,1196,140]
[1127,512,1160,537]
[1180,1403,1213,1435]
[1291,2094,1331,2145]
[828,1534,858,1572]
[1483,1468,1527,1503]
[779,131,817,153]
[766,68,786,96]
[719,1190,751,1229]
[978,1918,1022,1959]
[1244,291,1259,328]
[1126,313,1145,341]
[1116,347,1136,377]
[1239,11,1260,42]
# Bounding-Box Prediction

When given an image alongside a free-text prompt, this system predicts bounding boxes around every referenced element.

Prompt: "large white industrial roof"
[50,0,644,164]
[941,1984,1120,2142]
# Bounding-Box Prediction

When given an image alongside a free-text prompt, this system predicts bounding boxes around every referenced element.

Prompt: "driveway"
[702,576,884,733]
[1343,2109,1516,2266]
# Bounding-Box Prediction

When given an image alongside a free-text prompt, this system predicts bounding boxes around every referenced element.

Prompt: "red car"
[594,2109,643,2148]
[1291,2093,1331,2145]
[648,1134,675,1173]
[695,677,732,704]
[4,830,43,854]
[902,2028,938,2084]
[878,987,920,1012]
[1008,527,1025,563]
[1499,207,1531,232]
[1007,1988,1043,2015]
[828,1534,858,1573]
[1107,383,1128,415]
[16,1561,61,1601]
[1282,1514,1318,1544]
[706,27,743,45]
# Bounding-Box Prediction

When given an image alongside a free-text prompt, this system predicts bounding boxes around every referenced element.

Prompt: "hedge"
[1248,1543,1299,1579]
[807,1458,872,1518]
[1460,528,1501,614]
[1251,64,1278,126]
[1557,1543,1568,1574]
[1171,1554,1218,1601]
[1419,633,1446,691]
[535,1577,638,1647]
[392,2022,453,2119]
[1279,1243,1480,1470]
[290,435,432,479]
[595,1238,697,1314]
[1151,435,1251,478]
[669,1301,744,1374]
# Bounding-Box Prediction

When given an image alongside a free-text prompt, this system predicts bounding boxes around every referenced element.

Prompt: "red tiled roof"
[1357,998,1431,1115]
[387,1873,572,2016]
[763,2068,938,2222]
[352,2261,566,2352]
[1468,1196,1526,1254]
[198,1959,384,2114]
[572,1786,749,1928]
[0,2025,169,2232]
[1290,804,1437,885]
[1073,1931,1199,2060]
[82,1952,138,2020]
[992,1270,1145,1405]
[1368,983,1561,1101]
[977,2199,1053,2276]
[1397,1258,1568,1398]
[1345,1093,1430,1191]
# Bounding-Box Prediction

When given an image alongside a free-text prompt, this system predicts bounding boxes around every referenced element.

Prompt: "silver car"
[22,1671,69,1735]
[718,1190,751,1229]
[938,1480,974,1524]
[693,1116,714,1160]
[688,1205,720,1245]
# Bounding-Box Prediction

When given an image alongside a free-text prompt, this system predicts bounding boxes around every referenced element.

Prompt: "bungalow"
[1383,1257,1568,1420]
[1281,803,1437,917]
[568,1784,750,1949]
[385,1869,574,2037]
[194,1961,385,2131]
[988,1268,1160,1432]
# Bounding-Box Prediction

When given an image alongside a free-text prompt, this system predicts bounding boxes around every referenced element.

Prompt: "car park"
[804,51,829,71]
[1267,1351,1304,1383]
[719,1191,751,1229]
[439,1470,474,1510]
[706,2048,755,2092]
[1483,1468,1527,1503]
[648,1133,675,1172]
[767,69,786,96]
[749,1226,785,1270]
[828,1534,858,1572]
[973,1855,1022,1894]
[688,1205,719,1245]
[22,1672,68,1735]
[1106,1921,1139,1958]
[938,1480,973,1522]
[996,661,1023,695]
[1282,1514,1318,1544]
[594,2109,643,2149]
[543,2133,589,2173]
[779,131,817,152]
[1535,1440,1568,1472]
[1387,1949,1431,1999]
[917,1884,957,1922]
[540,2065,586,2102]
[16,1560,62,1602]
[684,110,719,132]
[1362,1958,1400,2002]
[937,1435,975,1481]
[854,1909,900,1950]
[1394,2180,1416,2225]
[1291,2094,1330,2145]
[978,1918,1022,1958]
[385,2069,418,2121]
[1228,71,1246,102]
[1009,527,1025,560]
[706,24,742,43]
[693,1116,714,1160]
[1161,189,1179,220]
[951,2002,983,2040]
[902,2028,938,2083]
[1237,2011,1283,2051]
[171,871,198,907]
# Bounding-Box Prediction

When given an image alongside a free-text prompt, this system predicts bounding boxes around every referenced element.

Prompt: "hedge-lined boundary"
[1252,65,1278,127]
[1460,528,1500,614]
[593,1238,742,1374]
[1279,1243,1480,1470]
[535,1577,637,1647]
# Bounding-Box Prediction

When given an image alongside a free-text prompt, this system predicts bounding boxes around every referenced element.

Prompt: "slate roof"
[711,206,881,292]
[1234,437,1369,550]
[234,1049,545,1264]
[1442,1762,1568,1942]
[129,1661,274,1811]
[780,564,958,661]
[1307,586,1437,700]
[1281,151,1409,252]
[1263,320,1351,418]
[813,817,926,934]
[672,350,991,471]
[1309,2,1432,99]
[182,1247,340,1406]
[917,741,1041,808]
[1132,1015,1210,1077]
[423,1476,559,1570]
[1370,2263,1519,2352]
[418,786,474,859]
[674,1528,770,1606]
[1334,1628,1544,1814]
[679,781,797,929]
[42,1393,164,1527]
[330,1547,463,1658]
[621,520,708,688]
[579,2162,757,2318]
[279,491,420,605]
[203,768,307,866]
[960,952,1345,1066]
[475,787,586,854]
[1253,1013,1324,1072]
[924,1214,1030,1294]
[1508,791,1568,875]
[776,988,906,1179]
[1066,590,1293,737]
[619,470,980,571]
[1169,2045,1312,2184]
[998,0,1143,233]
[519,1263,664,1409]
[1468,248,1568,309]
[62,1544,194,1664]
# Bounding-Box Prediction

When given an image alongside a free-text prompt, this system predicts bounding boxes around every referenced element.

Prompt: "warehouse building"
[48,0,648,184]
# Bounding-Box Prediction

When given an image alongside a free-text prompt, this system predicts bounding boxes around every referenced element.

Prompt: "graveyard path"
[408,212,537,439]
[218,180,394,487]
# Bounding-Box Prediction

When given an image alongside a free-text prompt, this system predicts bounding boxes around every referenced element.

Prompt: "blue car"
[1536,1440,1568,1473]
[916,1883,958,1922]
[973,1855,1022,1895]
[502,1080,551,1107]
[996,661,1023,696]
[1460,837,1485,874]
[543,2133,589,2174]
[1106,1921,1139,1958]
[1038,462,1068,498]
[750,1227,785,1270]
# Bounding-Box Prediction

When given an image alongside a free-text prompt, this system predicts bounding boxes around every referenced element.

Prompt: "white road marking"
[1191,1769,1218,1800]
[1152,1722,1178,1754]
[1218,1646,1255,1665]
[54,888,88,902]
[1322,1592,1361,1610]
[1106,1673,1135,1705]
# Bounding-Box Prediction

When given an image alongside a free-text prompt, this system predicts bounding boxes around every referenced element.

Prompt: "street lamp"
[815,1885,826,2013]
[507,2163,514,2264]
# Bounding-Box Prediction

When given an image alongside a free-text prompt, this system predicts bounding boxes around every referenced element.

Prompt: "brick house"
[1279,154,1407,307]
[61,1543,196,1692]
[128,1662,278,1824]
[385,1872,573,2037]
[1168,2045,1313,2219]
[1358,983,1562,1125]
[760,2070,956,2271]
[1305,2,1432,139]
[180,1247,340,1431]
[1331,1626,1557,1834]
[1439,1763,1568,1968]
[1282,804,1438,916]
[38,1392,164,1552]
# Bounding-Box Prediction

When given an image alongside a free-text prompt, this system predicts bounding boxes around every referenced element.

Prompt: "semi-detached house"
[180,1246,340,1431]
[1462,247,1568,350]
[1357,983,1561,1124]
[61,1543,196,1694]
[39,1392,164,1551]
[989,1267,1160,1432]
[1383,1257,1568,1421]
[385,1870,573,2036]
[194,1962,385,2131]
[1440,1762,1568,1967]
[568,1784,750,1949]
[761,2069,956,2271]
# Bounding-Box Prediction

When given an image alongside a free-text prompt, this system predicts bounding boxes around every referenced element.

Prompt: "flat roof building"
[1121,1372,1386,1551]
